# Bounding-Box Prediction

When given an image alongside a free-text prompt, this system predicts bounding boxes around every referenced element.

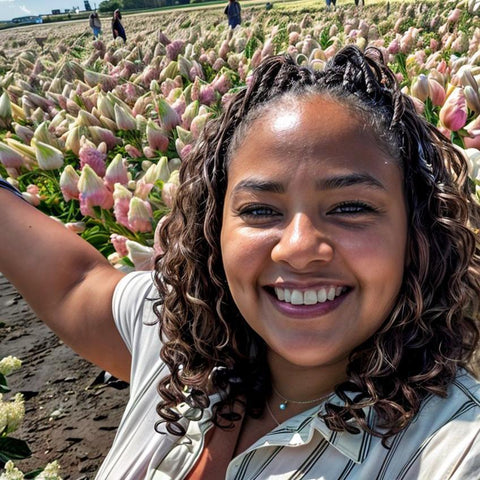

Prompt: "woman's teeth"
[274,286,345,305]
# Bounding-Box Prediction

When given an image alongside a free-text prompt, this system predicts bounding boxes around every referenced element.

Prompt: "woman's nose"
[271,213,334,270]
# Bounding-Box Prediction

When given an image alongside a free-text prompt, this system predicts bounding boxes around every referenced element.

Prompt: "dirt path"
[0,273,129,479]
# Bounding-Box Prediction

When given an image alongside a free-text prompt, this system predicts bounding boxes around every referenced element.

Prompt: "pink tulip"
[166,40,185,61]
[147,120,170,152]
[22,191,41,206]
[113,183,132,228]
[13,123,34,144]
[88,126,122,150]
[439,88,468,131]
[465,116,480,149]
[464,85,480,114]
[156,98,181,132]
[134,179,154,200]
[110,233,129,256]
[428,78,446,107]
[411,74,429,102]
[24,184,41,206]
[181,101,199,130]
[0,141,27,168]
[447,8,462,23]
[212,73,232,95]
[79,137,107,176]
[124,144,143,158]
[128,197,153,233]
[78,165,114,217]
[60,165,80,201]
[105,154,129,189]
[162,181,178,209]
[114,104,136,131]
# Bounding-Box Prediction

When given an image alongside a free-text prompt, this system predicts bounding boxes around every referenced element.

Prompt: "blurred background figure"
[224,0,241,29]
[112,9,126,42]
[89,10,102,39]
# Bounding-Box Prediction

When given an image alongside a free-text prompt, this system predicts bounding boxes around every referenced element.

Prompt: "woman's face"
[220,95,408,376]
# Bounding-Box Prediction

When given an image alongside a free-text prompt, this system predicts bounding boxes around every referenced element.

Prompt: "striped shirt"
[96,271,480,479]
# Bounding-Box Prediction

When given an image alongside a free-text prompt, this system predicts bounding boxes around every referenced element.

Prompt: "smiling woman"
[1,45,480,479]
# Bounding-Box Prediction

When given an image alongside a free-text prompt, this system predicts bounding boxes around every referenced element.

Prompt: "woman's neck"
[267,350,347,404]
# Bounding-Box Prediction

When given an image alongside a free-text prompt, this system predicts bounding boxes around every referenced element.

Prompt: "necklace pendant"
[279,401,288,410]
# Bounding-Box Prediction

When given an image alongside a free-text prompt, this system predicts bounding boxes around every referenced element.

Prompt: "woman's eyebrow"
[316,173,386,191]
[232,178,285,194]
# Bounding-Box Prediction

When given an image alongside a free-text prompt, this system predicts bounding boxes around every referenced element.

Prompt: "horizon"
[0,1,99,22]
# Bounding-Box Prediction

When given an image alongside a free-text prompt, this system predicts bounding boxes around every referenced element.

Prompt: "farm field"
[0,0,480,477]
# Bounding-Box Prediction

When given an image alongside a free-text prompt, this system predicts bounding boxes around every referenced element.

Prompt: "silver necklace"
[265,400,281,426]
[272,385,329,411]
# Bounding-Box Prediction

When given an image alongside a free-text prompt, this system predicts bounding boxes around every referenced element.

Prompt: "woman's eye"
[238,205,279,218]
[329,202,377,215]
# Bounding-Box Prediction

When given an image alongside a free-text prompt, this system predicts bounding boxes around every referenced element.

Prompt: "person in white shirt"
[1,46,479,479]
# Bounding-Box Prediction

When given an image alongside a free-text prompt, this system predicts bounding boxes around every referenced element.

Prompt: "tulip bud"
[0,91,13,128]
[124,144,143,158]
[126,240,155,270]
[97,93,116,120]
[31,138,64,170]
[113,183,132,228]
[79,136,107,176]
[59,165,80,201]
[114,103,136,131]
[75,109,101,127]
[144,156,170,183]
[447,8,462,23]
[78,164,114,217]
[411,74,429,102]
[88,126,122,150]
[428,78,446,106]
[13,123,34,144]
[190,112,211,139]
[161,171,179,209]
[464,86,480,114]
[181,100,199,130]
[439,87,468,131]
[0,141,27,168]
[105,154,128,188]
[64,126,84,155]
[33,122,60,149]
[156,97,180,131]
[110,233,129,257]
[457,66,478,91]
[128,196,153,233]
[146,120,169,152]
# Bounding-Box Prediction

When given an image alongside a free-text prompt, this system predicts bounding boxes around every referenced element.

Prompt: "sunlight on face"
[221,95,407,386]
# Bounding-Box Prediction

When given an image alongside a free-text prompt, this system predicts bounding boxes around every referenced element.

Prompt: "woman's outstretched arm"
[0,189,131,381]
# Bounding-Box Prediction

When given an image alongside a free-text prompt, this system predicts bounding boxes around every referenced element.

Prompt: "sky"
[0,0,99,21]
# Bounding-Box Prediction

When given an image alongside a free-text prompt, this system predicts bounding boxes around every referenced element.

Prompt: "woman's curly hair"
[152,45,480,442]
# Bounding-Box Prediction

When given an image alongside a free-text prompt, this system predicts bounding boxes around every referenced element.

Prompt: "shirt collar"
[178,392,375,464]
[255,395,375,464]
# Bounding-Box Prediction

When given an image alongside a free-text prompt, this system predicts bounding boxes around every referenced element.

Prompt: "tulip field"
[0,0,480,271]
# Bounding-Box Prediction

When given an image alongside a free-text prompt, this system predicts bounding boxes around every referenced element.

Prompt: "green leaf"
[0,373,9,394]
[24,468,45,479]
[0,437,32,465]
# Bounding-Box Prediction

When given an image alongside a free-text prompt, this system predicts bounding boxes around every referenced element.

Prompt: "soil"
[0,273,129,479]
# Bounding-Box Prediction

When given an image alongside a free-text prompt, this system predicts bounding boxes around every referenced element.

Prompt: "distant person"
[224,0,241,28]
[326,0,336,9]
[89,11,102,39]
[112,9,126,42]
[355,0,365,5]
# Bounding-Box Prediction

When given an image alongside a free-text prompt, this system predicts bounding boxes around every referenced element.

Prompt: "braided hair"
[153,46,480,442]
